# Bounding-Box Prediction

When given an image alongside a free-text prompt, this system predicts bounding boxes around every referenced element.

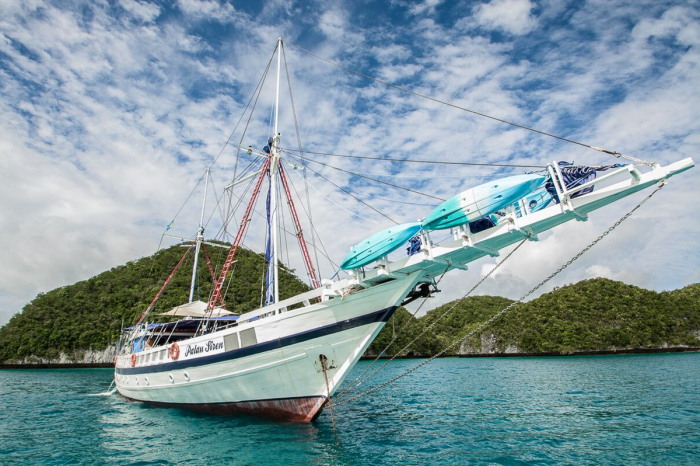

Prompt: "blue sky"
[1,0,699,325]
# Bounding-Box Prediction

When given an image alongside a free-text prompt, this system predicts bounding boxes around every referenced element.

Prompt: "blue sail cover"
[546,162,625,203]
[264,173,274,306]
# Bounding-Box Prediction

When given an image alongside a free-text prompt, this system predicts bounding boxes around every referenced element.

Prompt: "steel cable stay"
[335,237,529,401]
[284,150,557,227]
[283,150,447,201]
[283,153,400,225]
[158,43,276,254]
[281,147,547,169]
[286,167,527,180]
[335,263,451,400]
[219,158,266,231]
[215,162,340,268]
[281,44,325,283]
[144,47,278,326]
[228,42,278,192]
[277,157,341,274]
[220,158,265,242]
[279,154,387,227]
[330,183,665,408]
[286,42,655,167]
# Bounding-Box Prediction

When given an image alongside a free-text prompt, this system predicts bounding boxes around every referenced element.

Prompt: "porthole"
[168,374,174,384]
[135,376,139,385]
[144,377,149,386]
[183,372,190,381]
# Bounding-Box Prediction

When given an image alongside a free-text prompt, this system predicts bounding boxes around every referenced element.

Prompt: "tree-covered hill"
[367,278,700,357]
[0,243,309,363]
[1,253,698,364]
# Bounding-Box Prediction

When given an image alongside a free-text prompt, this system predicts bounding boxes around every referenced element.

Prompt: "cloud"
[119,0,161,23]
[474,0,537,35]
[177,0,237,22]
[409,0,443,16]
[0,0,698,327]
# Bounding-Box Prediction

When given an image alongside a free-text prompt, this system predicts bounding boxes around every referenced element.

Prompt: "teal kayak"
[340,222,422,270]
[422,174,546,231]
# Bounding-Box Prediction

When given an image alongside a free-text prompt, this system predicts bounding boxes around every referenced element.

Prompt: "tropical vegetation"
[0,242,698,363]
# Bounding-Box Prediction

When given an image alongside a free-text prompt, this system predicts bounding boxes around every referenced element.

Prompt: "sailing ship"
[114,39,695,421]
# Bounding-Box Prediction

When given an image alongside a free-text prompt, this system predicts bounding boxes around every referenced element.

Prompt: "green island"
[1,244,698,365]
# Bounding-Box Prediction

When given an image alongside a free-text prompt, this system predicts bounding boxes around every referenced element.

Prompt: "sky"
[1,0,699,326]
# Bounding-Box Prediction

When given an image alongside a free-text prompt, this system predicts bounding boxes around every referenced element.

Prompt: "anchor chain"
[336,237,530,401]
[320,355,339,441]
[335,264,450,399]
[331,183,665,407]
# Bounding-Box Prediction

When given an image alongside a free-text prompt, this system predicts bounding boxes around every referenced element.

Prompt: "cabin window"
[224,332,239,351]
[240,328,257,348]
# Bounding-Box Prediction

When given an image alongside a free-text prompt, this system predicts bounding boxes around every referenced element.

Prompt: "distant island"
[1,244,698,367]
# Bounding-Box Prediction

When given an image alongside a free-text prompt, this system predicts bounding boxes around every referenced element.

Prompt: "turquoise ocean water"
[1,353,698,465]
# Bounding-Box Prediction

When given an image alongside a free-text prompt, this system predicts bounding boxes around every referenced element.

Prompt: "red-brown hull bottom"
[121,394,327,422]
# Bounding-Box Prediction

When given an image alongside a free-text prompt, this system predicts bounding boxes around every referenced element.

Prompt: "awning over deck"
[157,300,235,317]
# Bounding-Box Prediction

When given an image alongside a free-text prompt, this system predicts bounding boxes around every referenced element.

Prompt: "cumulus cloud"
[177,0,237,22]
[409,0,443,16]
[474,0,537,35]
[0,0,698,326]
[119,0,161,23]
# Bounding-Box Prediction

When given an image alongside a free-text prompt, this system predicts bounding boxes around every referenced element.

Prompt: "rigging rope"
[283,154,400,225]
[280,155,384,227]
[336,264,450,400]
[336,237,529,401]
[216,160,340,267]
[282,147,546,169]
[278,158,341,274]
[284,151,446,201]
[282,43,325,283]
[331,182,665,407]
[286,42,655,167]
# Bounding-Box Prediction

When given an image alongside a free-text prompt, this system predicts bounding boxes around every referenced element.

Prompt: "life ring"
[170,343,180,360]
[130,353,137,367]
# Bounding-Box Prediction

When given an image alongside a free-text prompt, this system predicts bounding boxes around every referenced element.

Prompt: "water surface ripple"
[1,353,698,465]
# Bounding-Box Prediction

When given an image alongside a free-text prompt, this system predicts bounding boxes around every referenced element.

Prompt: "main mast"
[207,38,312,313]
[270,37,282,305]
[189,168,209,303]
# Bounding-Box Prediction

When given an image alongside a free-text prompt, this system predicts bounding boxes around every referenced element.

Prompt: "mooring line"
[335,236,530,403]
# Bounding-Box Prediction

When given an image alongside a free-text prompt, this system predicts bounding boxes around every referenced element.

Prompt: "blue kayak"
[340,222,422,270]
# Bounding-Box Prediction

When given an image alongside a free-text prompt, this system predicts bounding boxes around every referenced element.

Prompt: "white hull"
[116,157,694,421]
[116,273,422,420]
